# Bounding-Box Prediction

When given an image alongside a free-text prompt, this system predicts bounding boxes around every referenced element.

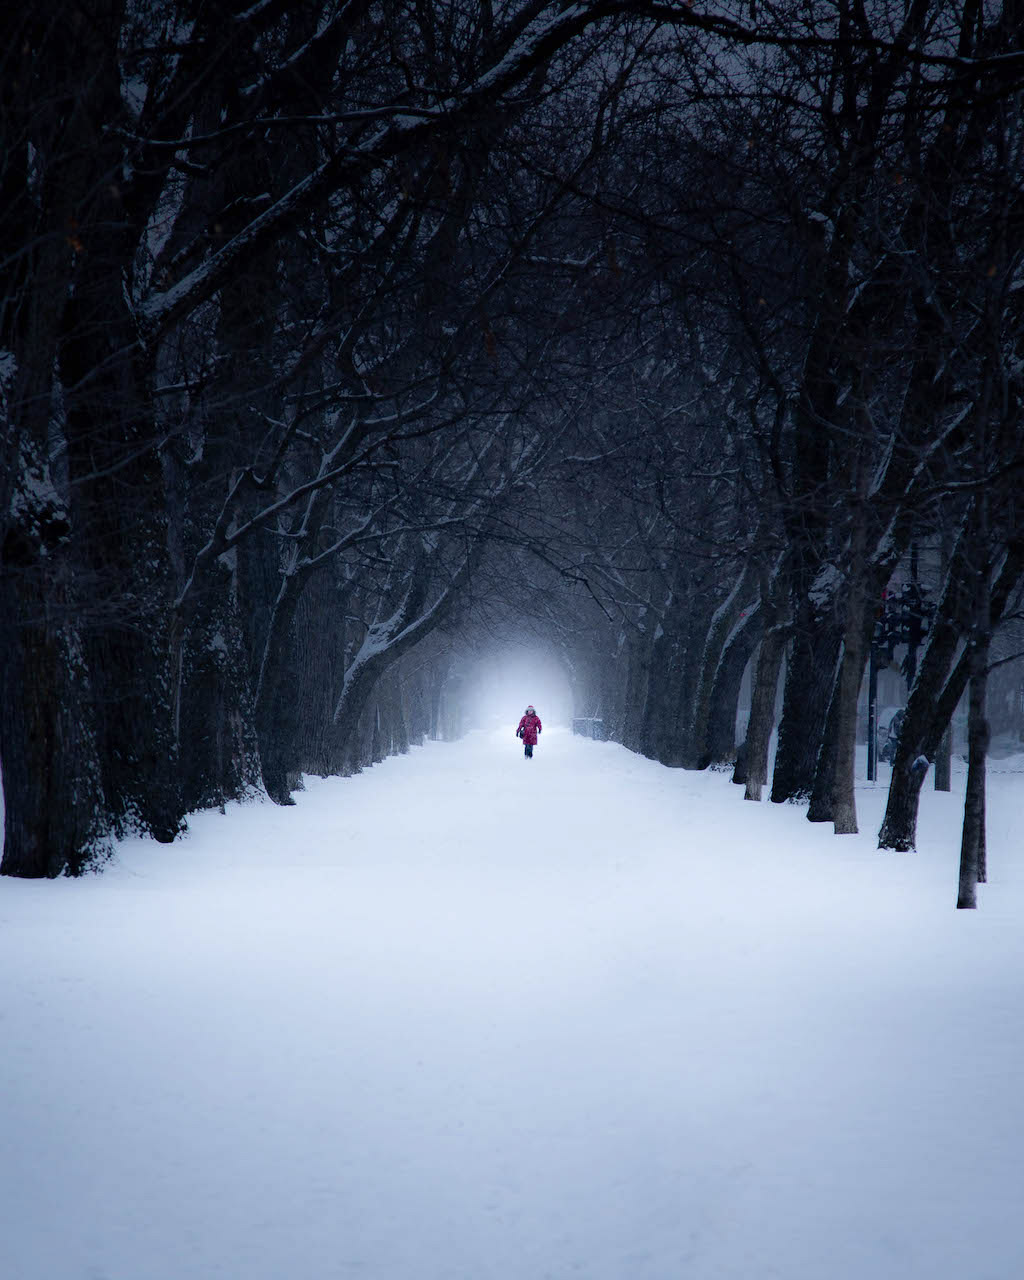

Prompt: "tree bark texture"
[770,620,843,803]
[704,604,763,768]
[877,523,973,851]
[0,580,110,876]
[934,726,952,792]
[957,643,991,909]
[690,563,758,768]
[619,622,653,755]
[879,536,1024,851]
[744,624,788,803]
[806,672,842,825]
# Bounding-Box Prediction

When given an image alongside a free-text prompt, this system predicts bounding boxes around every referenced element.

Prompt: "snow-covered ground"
[2,727,1023,1279]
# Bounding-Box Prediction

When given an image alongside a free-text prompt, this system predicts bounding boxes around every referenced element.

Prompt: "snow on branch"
[137,1,656,341]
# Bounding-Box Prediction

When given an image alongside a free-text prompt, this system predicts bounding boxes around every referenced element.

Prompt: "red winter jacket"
[517,712,542,746]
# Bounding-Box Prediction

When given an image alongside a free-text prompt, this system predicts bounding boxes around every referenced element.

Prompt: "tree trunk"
[691,564,758,768]
[824,445,870,834]
[668,601,718,767]
[771,620,843,803]
[807,671,842,824]
[830,637,869,834]
[878,521,973,850]
[175,573,261,814]
[371,701,385,764]
[830,477,872,834]
[254,565,311,804]
[878,531,1024,850]
[934,725,952,792]
[0,577,110,876]
[744,624,788,802]
[430,665,446,741]
[880,650,970,852]
[932,530,956,794]
[638,620,678,760]
[621,620,654,754]
[957,641,991,908]
[958,480,994,907]
[702,605,762,768]
[732,741,749,786]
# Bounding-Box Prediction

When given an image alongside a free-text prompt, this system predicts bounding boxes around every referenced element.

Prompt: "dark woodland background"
[2,1,1023,908]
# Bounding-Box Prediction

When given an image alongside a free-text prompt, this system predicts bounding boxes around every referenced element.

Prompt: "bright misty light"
[461,644,572,729]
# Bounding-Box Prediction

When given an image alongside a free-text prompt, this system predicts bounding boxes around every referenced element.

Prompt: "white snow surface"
[3,728,1023,1279]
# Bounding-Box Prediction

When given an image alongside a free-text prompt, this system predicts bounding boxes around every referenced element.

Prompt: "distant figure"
[516,705,542,759]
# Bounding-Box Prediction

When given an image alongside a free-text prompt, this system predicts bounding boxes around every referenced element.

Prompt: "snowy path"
[2,728,1024,1279]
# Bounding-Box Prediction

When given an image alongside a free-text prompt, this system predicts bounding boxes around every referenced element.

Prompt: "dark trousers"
[524,743,533,758]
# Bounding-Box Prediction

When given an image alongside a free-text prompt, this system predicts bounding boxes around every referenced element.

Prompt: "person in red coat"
[516,705,542,759]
